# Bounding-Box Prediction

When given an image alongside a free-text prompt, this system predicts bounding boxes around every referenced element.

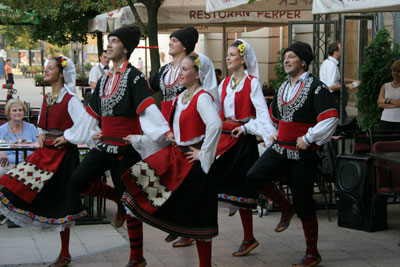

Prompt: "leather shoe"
[48,254,71,267]
[115,201,126,228]
[126,258,147,267]
[275,207,295,232]
[172,237,195,247]
[232,239,259,257]
[292,253,322,267]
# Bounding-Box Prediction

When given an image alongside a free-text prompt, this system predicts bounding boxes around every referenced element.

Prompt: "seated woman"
[0,99,38,176]
[377,60,400,130]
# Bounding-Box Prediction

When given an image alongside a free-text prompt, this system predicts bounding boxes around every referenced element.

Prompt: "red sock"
[301,216,319,256]
[60,228,70,257]
[126,214,143,261]
[258,182,292,212]
[239,209,255,242]
[195,240,212,267]
[82,181,120,203]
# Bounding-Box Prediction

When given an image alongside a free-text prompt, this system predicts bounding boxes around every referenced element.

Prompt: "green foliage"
[33,73,44,84]
[0,25,37,50]
[268,48,287,91]
[357,29,399,130]
[84,62,93,72]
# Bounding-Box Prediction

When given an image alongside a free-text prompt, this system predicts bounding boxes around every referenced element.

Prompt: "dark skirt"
[121,145,218,239]
[0,143,86,230]
[215,134,259,209]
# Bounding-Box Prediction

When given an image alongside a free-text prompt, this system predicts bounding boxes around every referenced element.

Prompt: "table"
[367,152,400,164]
[0,143,109,226]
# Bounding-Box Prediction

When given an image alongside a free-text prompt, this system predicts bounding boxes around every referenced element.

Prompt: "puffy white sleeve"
[197,93,222,173]
[130,104,171,159]
[63,96,100,147]
[242,78,277,147]
[303,117,339,146]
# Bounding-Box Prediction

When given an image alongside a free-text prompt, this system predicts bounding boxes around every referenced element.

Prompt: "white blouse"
[172,88,222,174]
[37,88,97,146]
[218,70,277,147]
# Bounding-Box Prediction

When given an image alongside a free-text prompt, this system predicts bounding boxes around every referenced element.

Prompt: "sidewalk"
[1,203,399,267]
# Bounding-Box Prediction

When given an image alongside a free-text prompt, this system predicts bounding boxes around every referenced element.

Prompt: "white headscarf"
[236,39,259,79]
[197,53,220,109]
[60,56,77,95]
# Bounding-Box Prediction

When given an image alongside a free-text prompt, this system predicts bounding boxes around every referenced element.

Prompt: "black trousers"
[246,147,319,219]
[70,146,141,200]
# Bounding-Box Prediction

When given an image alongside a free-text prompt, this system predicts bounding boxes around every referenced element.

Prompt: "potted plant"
[76,73,89,86]
[33,74,50,86]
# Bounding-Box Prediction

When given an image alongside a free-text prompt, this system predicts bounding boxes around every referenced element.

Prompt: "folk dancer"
[215,39,277,257]
[245,42,339,267]
[121,53,222,267]
[67,26,170,267]
[0,56,91,267]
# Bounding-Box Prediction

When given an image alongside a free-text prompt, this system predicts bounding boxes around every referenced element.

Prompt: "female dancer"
[121,53,221,267]
[216,39,277,256]
[0,56,89,267]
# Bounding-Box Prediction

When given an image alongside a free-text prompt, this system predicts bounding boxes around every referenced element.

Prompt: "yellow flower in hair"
[238,43,246,56]
[60,57,68,67]
[194,56,200,68]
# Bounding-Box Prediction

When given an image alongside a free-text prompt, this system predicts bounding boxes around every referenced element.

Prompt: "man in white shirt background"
[319,41,359,117]
[89,50,110,92]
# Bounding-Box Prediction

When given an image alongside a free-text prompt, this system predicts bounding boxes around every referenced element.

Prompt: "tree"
[2,0,164,75]
[126,0,163,75]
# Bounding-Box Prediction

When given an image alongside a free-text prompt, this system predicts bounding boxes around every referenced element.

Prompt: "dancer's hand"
[166,131,176,145]
[231,126,244,139]
[92,132,102,140]
[123,135,132,144]
[52,136,67,149]
[38,133,45,148]
[185,146,200,162]
[269,134,278,144]
[296,136,309,150]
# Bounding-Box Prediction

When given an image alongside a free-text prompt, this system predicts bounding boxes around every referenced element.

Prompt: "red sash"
[0,141,66,203]
[216,120,243,156]
[121,145,193,215]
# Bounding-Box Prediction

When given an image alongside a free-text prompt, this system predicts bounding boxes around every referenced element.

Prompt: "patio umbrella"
[0,4,39,25]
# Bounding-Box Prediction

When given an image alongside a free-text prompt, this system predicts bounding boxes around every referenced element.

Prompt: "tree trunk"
[96,32,103,59]
[145,3,160,76]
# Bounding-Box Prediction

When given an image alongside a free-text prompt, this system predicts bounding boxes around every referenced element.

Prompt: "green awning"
[0,4,39,25]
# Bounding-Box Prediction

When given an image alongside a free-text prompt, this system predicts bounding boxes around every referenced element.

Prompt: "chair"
[370,141,400,227]
[316,140,338,221]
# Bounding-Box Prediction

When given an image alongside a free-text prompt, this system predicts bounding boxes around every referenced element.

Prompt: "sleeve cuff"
[303,135,312,145]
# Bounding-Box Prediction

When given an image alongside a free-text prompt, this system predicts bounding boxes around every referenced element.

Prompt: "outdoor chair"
[370,140,400,228]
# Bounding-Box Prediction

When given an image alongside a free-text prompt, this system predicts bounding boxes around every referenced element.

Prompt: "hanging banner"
[206,0,312,13]
[89,3,312,33]
[313,0,400,14]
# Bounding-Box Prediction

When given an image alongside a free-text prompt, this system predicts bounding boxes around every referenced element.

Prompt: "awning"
[0,4,39,25]
[206,0,312,13]
[89,0,312,33]
[312,0,400,14]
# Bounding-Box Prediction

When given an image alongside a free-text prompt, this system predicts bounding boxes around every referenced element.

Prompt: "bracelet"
[385,98,389,104]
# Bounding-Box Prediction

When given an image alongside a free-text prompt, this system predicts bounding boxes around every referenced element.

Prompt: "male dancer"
[148,26,199,248]
[245,42,339,267]
[149,26,199,120]
[67,26,170,267]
